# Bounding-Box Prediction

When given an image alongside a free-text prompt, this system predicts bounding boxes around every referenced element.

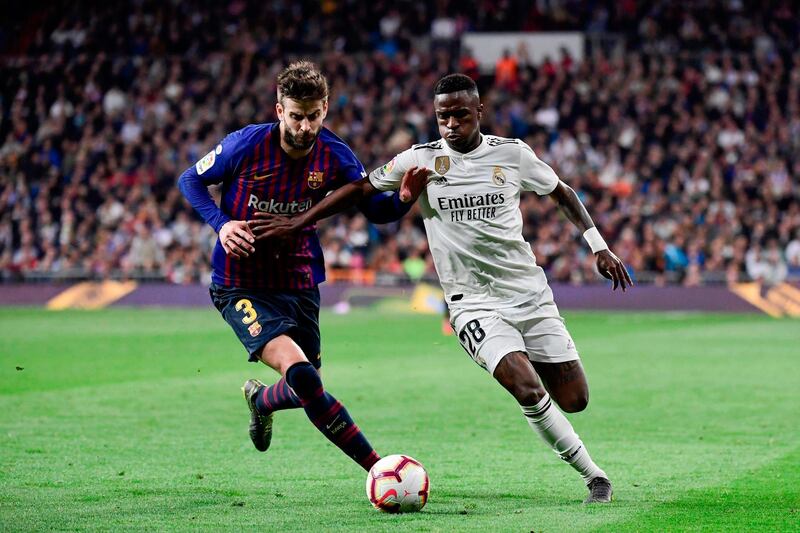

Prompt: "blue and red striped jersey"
[178,122,410,289]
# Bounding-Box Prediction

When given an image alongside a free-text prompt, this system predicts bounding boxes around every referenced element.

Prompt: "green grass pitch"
[1,306,799,531]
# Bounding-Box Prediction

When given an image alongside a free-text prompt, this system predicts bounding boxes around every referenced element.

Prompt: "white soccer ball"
[365,454,430,513]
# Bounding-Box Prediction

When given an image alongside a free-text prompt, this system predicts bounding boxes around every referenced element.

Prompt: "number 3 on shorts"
[458,319,485,356]
[234,299,258,325]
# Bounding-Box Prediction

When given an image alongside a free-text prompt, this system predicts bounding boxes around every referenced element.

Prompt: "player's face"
[434,90,483,152]
[277,98,328,151]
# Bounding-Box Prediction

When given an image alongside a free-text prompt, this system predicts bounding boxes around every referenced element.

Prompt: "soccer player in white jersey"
[250,74,633,503]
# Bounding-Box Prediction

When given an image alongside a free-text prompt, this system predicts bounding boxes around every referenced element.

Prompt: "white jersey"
[369,134,560,312]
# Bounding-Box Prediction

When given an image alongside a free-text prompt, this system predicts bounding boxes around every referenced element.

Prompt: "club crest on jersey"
[308,171,324,189]
[492,166,506,186]
[434,156,450,175]
[248,321,262,337]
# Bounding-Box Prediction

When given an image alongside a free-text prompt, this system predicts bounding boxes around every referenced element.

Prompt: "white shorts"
[450,303,580,376]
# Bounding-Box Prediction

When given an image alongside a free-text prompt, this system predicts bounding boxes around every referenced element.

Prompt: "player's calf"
[285,361,380,471]
[254,376,301,414]
[494,353,609,493]
[520,393,608,490]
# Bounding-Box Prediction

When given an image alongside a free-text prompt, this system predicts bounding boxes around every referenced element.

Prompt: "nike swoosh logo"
[326,415,341,430]
[252,172,276,180]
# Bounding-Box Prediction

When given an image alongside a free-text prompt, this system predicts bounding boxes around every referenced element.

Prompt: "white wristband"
[583,227,608,253]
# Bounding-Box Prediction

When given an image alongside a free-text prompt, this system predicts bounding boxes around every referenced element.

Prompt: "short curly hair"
[433,74,479,97]
[277,61,329,102]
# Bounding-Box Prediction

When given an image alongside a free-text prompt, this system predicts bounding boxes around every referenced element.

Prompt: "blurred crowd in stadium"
[1,1,799,285]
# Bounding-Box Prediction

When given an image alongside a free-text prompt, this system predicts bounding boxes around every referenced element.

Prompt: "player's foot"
[242,379,274,452]
[584,477,613,503]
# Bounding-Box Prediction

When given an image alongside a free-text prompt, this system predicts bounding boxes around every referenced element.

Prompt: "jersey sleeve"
[334,143,413,223]
[177,129,248,232]
[367,148,416,191]
[357,190,412,224]
[336,145,369,184]
[518,142,559,195]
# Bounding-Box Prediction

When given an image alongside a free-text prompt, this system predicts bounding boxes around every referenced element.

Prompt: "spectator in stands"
[0,1,798,288]
[494,49,519,91]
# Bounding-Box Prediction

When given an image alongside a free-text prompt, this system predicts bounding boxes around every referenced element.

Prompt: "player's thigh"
[520,316,589,412]
[451,309,526,376]
[519,315,580,365]
[286,287,322,369]
[209,283,303,364]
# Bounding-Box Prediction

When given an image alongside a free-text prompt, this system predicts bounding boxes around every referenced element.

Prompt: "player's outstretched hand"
[219,220,256,259]
[400,166,431,203]
[247,212,301,241]
[595,249,634,291]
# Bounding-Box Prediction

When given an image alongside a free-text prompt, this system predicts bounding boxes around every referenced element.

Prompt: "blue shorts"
[209,282,322,368]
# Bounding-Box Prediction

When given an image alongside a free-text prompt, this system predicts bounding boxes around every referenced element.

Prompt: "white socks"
[521,393,606,484]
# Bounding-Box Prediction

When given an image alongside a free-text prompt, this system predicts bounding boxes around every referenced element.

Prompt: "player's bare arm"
[218,220,256,259]
[247,177,376,240]
[548,181,633,291]
[246,176,378,240]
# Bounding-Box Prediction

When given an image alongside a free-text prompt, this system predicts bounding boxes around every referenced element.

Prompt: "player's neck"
[279,123,315,159]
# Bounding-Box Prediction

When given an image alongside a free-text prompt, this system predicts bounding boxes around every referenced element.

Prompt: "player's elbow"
[548,180,570,204]
[177,167,201,200]
[356,176,381,199]
[177,170,191,195]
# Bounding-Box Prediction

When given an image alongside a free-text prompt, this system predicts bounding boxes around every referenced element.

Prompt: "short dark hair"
[433,74,479,97]
[277,61,329,102]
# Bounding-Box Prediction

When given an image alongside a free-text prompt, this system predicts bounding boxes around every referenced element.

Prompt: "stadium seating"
[1,1,798,285]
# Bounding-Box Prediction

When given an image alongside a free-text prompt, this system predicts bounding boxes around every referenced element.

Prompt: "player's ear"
[276,100,284,121]
[321,99,329,120]
[477,103,483,121]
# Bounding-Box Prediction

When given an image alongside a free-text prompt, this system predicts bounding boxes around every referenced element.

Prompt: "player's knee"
[285,361,322,400]
[494,352,547,405]
[558,391,589,413]
[509,381,548,406]
[260,335,308,374]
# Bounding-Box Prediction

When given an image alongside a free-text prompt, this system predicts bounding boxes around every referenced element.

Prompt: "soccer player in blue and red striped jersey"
[178,61,417,473]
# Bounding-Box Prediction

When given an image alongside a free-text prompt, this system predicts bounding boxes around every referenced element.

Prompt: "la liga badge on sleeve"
[195,150,216,175]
